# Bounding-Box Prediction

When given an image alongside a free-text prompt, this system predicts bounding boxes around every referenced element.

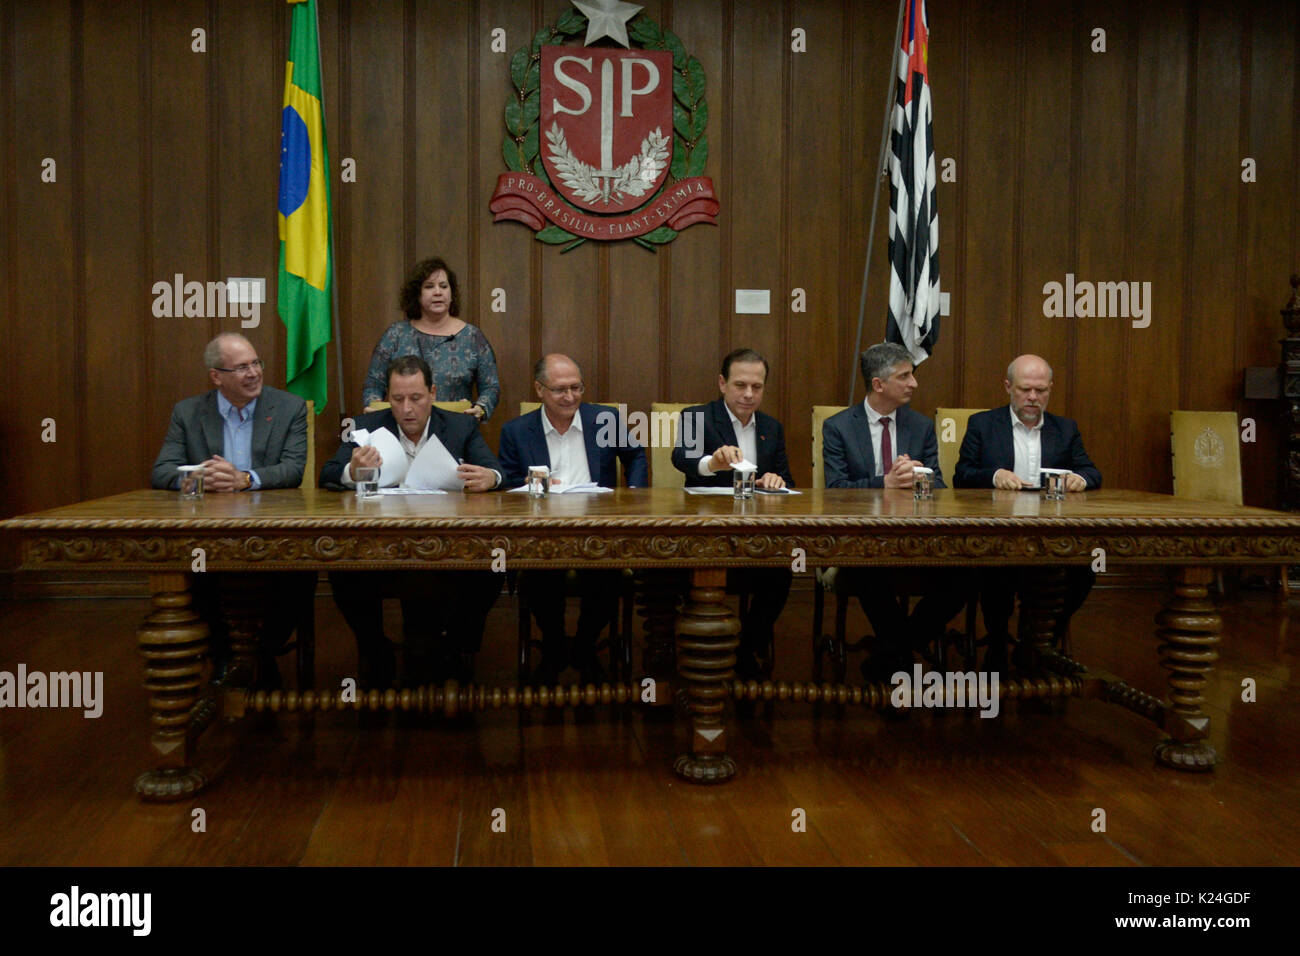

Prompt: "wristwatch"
[240,471,252,491]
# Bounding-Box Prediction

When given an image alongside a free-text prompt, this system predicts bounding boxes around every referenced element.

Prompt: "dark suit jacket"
[954,405,1102,489]
[497,404,649,489]
[150,386,308,490]
[671,398,794,487]
[822,402,945,489]
[319,405,501,488]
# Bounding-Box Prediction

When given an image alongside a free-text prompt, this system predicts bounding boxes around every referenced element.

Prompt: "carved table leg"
[135,572,210,800]
[673,569,740,783]
[1154,566,1220,771]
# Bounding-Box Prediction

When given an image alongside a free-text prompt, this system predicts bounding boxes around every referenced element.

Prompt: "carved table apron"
[5,487,1298,799]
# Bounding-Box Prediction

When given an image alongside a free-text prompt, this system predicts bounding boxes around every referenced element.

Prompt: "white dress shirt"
[698,403,758,475]
[541,408,592,487]
[1010,405,1044,487]
[863,398,899,478]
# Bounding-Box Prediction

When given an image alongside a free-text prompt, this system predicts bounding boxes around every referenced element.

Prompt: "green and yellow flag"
[277,0,332,411]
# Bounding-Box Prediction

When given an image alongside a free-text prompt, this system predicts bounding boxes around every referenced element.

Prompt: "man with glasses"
[151,332,308,491]
[150,332,310,689]
[498,353,648,685]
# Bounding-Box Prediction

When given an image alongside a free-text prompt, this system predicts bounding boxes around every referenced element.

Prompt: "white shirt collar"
[862,397,895,424]
[1010,405,1044,432]
[724,403,755,432]
[541,407,583,437]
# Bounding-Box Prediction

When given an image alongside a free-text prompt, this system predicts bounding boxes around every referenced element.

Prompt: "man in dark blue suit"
[823,342,968,681]
[498,354,648,685]
[672,348,794,678]
[321,355,505,687]
[955,354,1101,669]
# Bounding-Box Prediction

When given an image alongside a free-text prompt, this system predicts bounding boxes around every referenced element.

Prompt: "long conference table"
[4,487,1298,800]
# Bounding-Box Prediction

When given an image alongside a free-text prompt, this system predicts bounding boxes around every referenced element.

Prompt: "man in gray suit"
[151,332,307,491]
[151,332,311,688]
[823,343,967,681]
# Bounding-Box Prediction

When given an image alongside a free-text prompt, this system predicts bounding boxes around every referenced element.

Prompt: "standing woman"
[360,257,500,421]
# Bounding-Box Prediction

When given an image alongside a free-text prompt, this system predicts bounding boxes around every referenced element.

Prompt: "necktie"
[880,417,893,475]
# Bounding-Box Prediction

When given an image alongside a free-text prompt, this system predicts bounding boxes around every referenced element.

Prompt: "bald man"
[498,354,648,685]
[955,354,1101,670]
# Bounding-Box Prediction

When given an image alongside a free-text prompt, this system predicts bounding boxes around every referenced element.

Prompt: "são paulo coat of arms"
[489,0,719,251]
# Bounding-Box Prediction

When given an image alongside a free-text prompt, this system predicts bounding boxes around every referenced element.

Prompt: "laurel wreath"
[545,122,670,204]
[502,8,709,252]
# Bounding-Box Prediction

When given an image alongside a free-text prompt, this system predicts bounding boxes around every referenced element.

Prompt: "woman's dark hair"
[400,257,460,319]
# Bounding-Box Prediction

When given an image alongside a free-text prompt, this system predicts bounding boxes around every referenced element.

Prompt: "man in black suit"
[955,354,1101,670]
[671,348,793,678]
[498,353,649,685]
[321,355,504,687]
[150,332,312,689]
[823,342,968,681]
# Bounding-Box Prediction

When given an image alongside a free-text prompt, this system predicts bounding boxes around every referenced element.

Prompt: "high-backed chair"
[1171,411,1252,594]
[649,402,695,488]
[1171,411,1243,503]
[514,399,635,683]
[934,408,986,489]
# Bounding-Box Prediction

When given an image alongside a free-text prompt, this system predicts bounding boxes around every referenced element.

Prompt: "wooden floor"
[1,582,1297,866]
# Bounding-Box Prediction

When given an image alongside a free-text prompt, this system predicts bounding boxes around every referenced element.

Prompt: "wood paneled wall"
[1,0,1297,540]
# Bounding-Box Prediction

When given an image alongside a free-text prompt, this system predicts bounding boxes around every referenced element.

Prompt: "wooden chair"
[934,408,985,490]
[1171,411,1255,594]
[811,405,981,680]
[648,402,695,488]
[514,399,636,684]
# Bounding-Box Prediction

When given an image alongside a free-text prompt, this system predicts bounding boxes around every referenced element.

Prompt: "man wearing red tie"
[822,343,967,682]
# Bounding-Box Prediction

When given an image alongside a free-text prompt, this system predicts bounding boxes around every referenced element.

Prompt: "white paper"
[402,432,465,492]
[350,427,408,488]
[507,482,612,494]
[376,487,448,495]
[553,482,612,494]
[684,487,739,495]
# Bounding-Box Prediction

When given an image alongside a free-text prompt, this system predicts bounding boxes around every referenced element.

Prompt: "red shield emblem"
[539,46,673,215]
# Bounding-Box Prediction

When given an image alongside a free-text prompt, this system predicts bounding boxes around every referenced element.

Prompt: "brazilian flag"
[277,0,332,412]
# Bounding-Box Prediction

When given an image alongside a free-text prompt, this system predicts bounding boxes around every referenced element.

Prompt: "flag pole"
[311,0,346,419]
[847,0,908,407]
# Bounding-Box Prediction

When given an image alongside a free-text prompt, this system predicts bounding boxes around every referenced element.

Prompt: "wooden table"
[5,487,1298,799]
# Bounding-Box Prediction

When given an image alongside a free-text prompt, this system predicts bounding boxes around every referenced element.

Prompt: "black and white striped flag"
[886,0,940,365]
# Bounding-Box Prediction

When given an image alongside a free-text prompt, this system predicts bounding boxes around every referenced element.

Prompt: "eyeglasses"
[537,382,584,397]
[213,359,265,375]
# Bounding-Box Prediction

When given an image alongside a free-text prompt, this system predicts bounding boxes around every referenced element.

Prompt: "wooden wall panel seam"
[207,0,220,347]
[1235,4,1252,389]
[837,0,852,403]
[468,0,481,343]
[658,0,674,401]
[779,0,792,433]
[1012,0,1026,372]
[1121,0,1140,488]
[404,0,416,268]
[139,1,153,478]
[71,0,87,501]
[720,0,734,365]
[2,1,14,462]
[1180,1,1198,414]
[1068,0,1081,414]
[954,0,970,405]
